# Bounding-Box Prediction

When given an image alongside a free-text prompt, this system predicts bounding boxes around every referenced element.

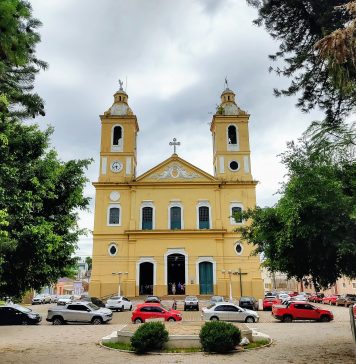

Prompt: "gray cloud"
[30,0,325,257]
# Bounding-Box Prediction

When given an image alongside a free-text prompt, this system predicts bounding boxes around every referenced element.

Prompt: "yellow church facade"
[89,83,264,299]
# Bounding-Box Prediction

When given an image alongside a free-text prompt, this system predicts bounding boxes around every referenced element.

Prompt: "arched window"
[230,202,243,224]
[142,206,153,230]
[228,125,237,145]
[113,126,122,146]
[107,204,121,226]
[170,206,181,229]
[198,206,210,229]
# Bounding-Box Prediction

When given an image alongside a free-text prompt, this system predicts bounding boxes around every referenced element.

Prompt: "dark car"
[145,295,161,303]
[238,296,258,310]
[80,296,106,307]
[0,305,42,325]
[184,296,199,311]
[336,294,356,307]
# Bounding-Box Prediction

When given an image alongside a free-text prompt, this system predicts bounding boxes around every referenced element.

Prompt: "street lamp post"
[222,269,233,302]
[112,272,128,296]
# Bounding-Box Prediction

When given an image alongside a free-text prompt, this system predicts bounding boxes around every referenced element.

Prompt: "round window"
[108,243,118,256]
[235,242,243,255]
[229,160,239,171]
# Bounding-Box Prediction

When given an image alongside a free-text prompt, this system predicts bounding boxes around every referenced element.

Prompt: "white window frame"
[168,201,184,229]
[108,242,118,256]
[234,241,244,256]
[228,160,240,172]
[227,124,239,151]
[195,257,217,285]
[140,201,155,230]
[107,204,121,226]
[111,124,124,152]
[196,201,212,229]
[230,202,243,225]
[164,248,188,285]
[136,257,157,288]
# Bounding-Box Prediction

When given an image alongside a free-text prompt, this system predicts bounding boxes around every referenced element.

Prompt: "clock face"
[111,161,123,173]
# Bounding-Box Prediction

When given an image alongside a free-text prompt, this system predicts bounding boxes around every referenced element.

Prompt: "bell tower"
[210,85,253,181]
[98,81,139,183]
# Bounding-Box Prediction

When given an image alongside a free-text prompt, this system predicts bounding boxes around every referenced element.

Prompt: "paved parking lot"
[0,301,355,363]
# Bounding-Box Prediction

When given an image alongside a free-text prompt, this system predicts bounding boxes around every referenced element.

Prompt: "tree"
[237,125,356,288]
[85,256,92,271]
[0,0,47,119]
[0,120,92,298]
[247,0,356,125]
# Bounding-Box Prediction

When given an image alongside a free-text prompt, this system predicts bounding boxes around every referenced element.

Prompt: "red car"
[322,295,340,305]
[263,296,280,311]
[131,303,182,324]
[308,293,323,303]
[353,304,356,318]
[272,301,334,323]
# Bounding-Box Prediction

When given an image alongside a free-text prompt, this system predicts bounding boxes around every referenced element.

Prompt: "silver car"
[202,302,259,323]
[105,296,133,312]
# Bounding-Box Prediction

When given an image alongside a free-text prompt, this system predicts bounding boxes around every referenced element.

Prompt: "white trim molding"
[136,257,157,288]
[101,157,107,175]
[243,155,250,173]
[219,156,225,173]
[168,201,184,229]
[140,201,155,230]
[111,124,124,152]
[107,203,121,226]
[230,202,243,225]
[108,242,118,256]
[196,200,212,229]
[234,241,244,256]
[164,248,188,286]
[195,256,217,285]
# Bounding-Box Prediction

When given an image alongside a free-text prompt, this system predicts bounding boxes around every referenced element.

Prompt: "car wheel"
[21,319,29,325]
[167,317,176,322]
[129,305,132,311]
[320,315,330,322]
[283,315,293,323]
[184,306,186,311]
[53,317,64,325]
[196,306,199,311]
[134,318,143,324]
[245,316,255,323]
[121,305,124,311]
[92,317,103,325]
[210,316,219,321]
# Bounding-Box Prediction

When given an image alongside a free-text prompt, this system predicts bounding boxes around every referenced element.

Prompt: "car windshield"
[110,296,121,300]
[15,305,31,313]
[160,304,169,311]
[186,296,197,301]
[87,302,99,310]
[34,295,43,298]
[207,304,216,309]
[62,295,72,299]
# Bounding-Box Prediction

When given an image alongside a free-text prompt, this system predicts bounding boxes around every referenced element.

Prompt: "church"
[89,82,264,299]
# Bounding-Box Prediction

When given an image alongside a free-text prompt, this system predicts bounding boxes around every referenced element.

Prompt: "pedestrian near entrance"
[172,299,177,310]
[172,282,176,295]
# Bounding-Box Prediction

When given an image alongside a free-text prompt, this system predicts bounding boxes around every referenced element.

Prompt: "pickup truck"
[272,301,334,323]
[46,301,113,325]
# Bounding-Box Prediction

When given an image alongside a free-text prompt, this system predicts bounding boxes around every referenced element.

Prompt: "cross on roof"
[169,138,180,154]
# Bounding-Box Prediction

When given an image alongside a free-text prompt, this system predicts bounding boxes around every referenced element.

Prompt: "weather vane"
[169,138,180,154]
[118,79,124,90]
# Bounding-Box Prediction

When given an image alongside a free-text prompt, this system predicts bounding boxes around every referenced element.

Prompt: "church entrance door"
[199,262,213,294]
[167,254,185,295]
[139,262,153,295]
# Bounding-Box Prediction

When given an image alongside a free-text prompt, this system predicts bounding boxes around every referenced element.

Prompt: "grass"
[243,339,270,350]
[162,347,201,353]
[103,342,133,351]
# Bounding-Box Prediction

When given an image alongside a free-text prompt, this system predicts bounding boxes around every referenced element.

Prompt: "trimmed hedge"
[130,322,169,353]
[199,321,241,353]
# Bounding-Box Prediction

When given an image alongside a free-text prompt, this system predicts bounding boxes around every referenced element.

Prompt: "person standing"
[172,282,176,295]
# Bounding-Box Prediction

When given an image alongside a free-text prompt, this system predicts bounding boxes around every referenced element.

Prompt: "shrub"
[130,322,169,353]
[199,321,241,353]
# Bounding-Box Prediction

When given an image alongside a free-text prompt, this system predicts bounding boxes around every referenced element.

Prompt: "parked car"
[238,296,259,310]
[81,296,106,307]
[263,296,280,311]
[322,294,340,305]
[272,301,334,323]
[145,295,161,304]
[46,301,112,325]
[32,294,51,305]
[184,296,199,311]
[57,295,74,306]
[202,302,259,323]
[353,303,356,318]
[335,294,356,307]
[105,296,132,312]
[209,296,225,305]
[50,295,59,303]
[131,303,182,323]
[0,304,42,325]
[308,293,324,303]
[277,293,290,302]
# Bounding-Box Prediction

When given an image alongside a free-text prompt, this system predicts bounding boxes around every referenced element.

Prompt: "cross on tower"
[118,79,124,90]
[169,138,180,154]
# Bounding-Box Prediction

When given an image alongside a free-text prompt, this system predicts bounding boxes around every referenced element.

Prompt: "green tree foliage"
[0,120,91,298]
[85,256,92,270]
[237,124,356,288]
[247,0,356,125]
[0,0,47,119]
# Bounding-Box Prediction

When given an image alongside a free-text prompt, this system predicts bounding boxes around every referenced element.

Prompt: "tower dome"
[104,80,133,116]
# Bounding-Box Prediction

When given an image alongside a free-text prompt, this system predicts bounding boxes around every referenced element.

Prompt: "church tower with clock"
[90,81,263,301]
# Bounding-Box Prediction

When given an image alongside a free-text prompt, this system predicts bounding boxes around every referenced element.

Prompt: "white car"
[57,295,74,306]
[202,302,259,323]
[105,296,133,312]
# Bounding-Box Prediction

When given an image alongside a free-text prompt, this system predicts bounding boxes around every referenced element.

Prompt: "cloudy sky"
[30,0,324,258]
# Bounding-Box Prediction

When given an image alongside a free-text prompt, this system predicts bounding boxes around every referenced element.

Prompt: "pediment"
[136,155,217,183]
